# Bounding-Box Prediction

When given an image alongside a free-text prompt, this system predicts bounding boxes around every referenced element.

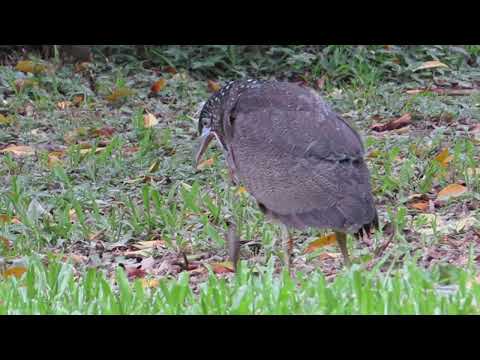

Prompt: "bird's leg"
[335,231,351,268]
[281,224,293,274]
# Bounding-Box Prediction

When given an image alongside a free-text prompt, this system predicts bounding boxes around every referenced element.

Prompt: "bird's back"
[224,81,377,233]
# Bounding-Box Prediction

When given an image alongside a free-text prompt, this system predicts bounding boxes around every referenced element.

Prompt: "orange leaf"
[0,145,35,156]
[106,87,134,103]
[409,201,429,211]
[305,233,337,254]
[208,80,221,93]
[141,278,160,288]
[143,113,159,128]
[3,266,27,278]
[93,126,115,138]
[197,158,214,170]
[163,66,177,74]
[236,186,247,195]
[150,78,167,94]
[434,148,453,168]
[437,184,467,200]
[211,261,234,274]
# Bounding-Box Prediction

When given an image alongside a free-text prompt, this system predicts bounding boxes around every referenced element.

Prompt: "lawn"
[1,45,480,314]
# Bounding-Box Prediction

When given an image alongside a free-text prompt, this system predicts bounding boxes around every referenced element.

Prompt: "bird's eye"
[203,119,210,127]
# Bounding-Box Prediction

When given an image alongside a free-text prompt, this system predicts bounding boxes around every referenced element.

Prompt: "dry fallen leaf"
[106,87,134,103]
[409,201,429,212]
[0,114,15,125]
[48,151,65,168]
[197,158,214,170]
[163,66,177,74]
[406,88,476,96]
[131,240,165,250]
[143,113,159,128]
[16,60,46,74]
[72,94,85,106]
[148,160,160,173]
[211,261,235,274]
[437,184,467,200]
[57,101,73,110]
[434,148,453,168]
[141,278,160,288]
[0,145,35,156]
[74,62,91,73]
[372,113,411,132]
[413,60,449,72]
[14,79,37,92]
[150,78,167,94]
[236,186,247,195]
[79,147,106,155]
[92,126,115,138]
[3,266,27,278]
[208,80,221,92]
[305,233,337,254]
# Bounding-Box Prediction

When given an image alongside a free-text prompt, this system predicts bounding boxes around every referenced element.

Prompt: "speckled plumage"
[198,79,378,236]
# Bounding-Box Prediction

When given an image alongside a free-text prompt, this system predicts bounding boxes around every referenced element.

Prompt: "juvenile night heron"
[195,79,378,269]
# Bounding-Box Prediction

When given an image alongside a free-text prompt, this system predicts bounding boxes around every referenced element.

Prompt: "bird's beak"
[195,127,215,168]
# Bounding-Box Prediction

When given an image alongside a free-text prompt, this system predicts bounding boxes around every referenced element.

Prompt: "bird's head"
[194,79,262,168]
[194,93,224,167]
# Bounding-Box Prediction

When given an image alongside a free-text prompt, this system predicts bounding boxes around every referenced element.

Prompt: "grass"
[1,257,479,315]
[1,45,480,314]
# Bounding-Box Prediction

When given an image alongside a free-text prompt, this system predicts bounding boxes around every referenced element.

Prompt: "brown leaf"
[106,87,134,103]
[143,113,159,128]
[14,79,37,92]
[93,126,116,138]
[163,66,177,74]
[57,101,73,110]
[3,266,27,278]
[126,266,147,279]
[413,60,449,72]
[316,75,327,90]
[196,158,214,170]
[409,201,429,212]
[305,233,337,254]
[372,113,411,132]
[150,78,167,94]
[48,151,65,168]
[123,145,140,155]
[74,62,91,73]
[208,80,221,93]
[15,60,46,74]
[437,184,467,200]
[0,145,35,156]
[434,148,453,168]
[211,261,234,274]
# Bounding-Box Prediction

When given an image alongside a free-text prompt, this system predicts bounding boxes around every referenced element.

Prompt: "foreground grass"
[0,257,479,315]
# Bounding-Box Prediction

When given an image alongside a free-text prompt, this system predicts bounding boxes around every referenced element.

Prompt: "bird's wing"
[228,85,376,232]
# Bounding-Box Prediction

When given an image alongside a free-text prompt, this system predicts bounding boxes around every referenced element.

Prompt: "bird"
[195,79,378,270]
